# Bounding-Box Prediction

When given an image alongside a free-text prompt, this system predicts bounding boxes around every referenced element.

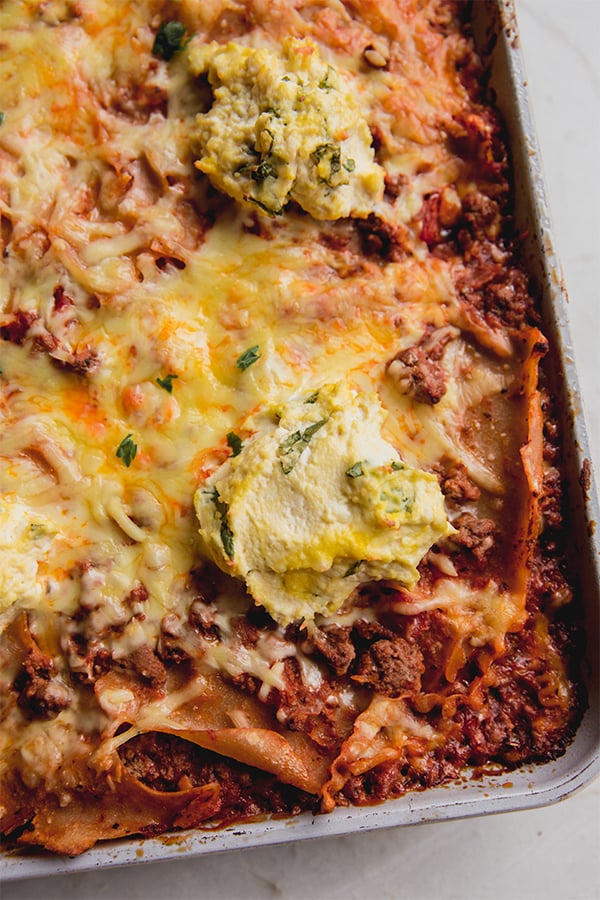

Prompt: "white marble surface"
[3,2,599,898]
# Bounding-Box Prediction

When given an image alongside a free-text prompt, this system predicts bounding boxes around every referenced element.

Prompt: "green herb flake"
[311,143,333,164]
[236,345,261,371]
[226,431,243,457]
[152,21,187,61]
[343,158,356,172]
[345,462,364,479]
[318,66,336,91]
[29,523,47,540]
[251,160,277,183]
[278,418,328,474]
[304,390,319,404]
[247,196,283,216]
[391,460,404,471]
[156,373,178,393]
[344,560,363,577]
[207,487,234,559]
[310,143,343,186]
[116,434,138,467]
[0,113,5,126]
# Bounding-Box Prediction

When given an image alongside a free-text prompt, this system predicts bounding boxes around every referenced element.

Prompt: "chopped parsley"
[304,390,319,404]
[0,113,5,126]
[391,460,404,470]
[116,434,138,467]
[236,345,261,371]
[226,431,243,457]
[278,418,328,474]
[207,487,234,559]
[344,560,363,577]
[346,462,364,478]
[156,373,178,393]
[152,21,188,61]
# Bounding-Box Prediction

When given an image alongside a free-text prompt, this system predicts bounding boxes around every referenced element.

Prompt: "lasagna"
[0,0,584,855]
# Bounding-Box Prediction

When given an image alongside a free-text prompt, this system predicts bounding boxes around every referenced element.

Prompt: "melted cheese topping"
[0,0,537,806]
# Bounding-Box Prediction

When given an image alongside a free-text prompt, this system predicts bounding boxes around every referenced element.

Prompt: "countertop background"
[3,1,599,898]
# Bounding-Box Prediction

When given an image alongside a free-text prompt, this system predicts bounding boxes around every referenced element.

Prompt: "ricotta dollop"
[194,382,453,625]
[0,497,55,615]
[188,38,384,219]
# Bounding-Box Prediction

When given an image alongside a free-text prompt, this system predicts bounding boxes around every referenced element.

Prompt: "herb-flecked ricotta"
[194,382,454,624]
[188,38,384,219]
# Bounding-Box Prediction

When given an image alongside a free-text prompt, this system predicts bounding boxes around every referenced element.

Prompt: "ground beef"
[125,583,149,606]
[65,634,113,684]
[451,512,496,559]
[461,190,501,241]
[52,285,74,311]
[129,644,167,688]
[353,638,424,696]
[51,344,100,375]
[447,110,508,192]
[188,598,220,641]
[387,326,458,405]
[400,610,457,690]
[277,659,340,751]
[158,614,189,664]
[540,468,564,530]
[119,732,314,820]
[229,672,261,695]
[15,649,71,719]
[440,463,481,505]
[309,625,355,676]
[231,615,260,646]
[355,213,410,261]
[388,346,447,404]
[0,309,38,345]
[384,172,409,200]
[352,618,395,646]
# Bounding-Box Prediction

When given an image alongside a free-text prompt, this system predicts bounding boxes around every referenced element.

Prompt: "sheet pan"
[3,0,599,880]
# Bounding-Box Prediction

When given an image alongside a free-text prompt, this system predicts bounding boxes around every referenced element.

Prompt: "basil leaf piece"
[247,196,283,216]
[344,560,363,577]
[152,21,187,61]
[116,434,137,467]
[346,462,364,478]
[236,345,261,371]
[156,373,178,393]
[226,432,243,457]
[278,418,328,474]
[207,487,234,559]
